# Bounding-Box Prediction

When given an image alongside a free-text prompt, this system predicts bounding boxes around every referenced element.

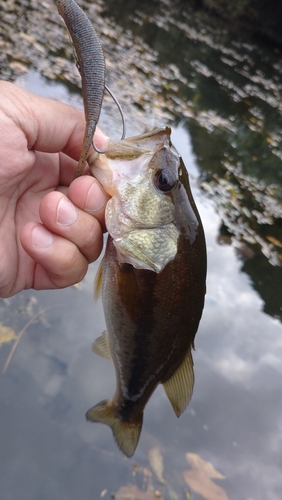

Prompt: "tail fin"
[86,399,143,457]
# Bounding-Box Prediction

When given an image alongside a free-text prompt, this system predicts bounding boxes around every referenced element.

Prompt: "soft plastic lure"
[56,0,105,177]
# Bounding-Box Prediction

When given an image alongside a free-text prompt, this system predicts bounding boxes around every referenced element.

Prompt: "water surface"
[0,1,282,499]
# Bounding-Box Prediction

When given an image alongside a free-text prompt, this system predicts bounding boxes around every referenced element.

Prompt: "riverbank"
[188,0,282,47]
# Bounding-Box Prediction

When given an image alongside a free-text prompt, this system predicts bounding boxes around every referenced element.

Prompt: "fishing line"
[92,84,126,153]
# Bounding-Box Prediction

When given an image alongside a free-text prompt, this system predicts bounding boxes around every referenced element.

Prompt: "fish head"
[88,127,199,273]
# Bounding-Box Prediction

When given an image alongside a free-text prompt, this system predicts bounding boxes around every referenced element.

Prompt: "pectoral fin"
[162,349,194,417]
[94,258,104,302]
[92,330,112,361]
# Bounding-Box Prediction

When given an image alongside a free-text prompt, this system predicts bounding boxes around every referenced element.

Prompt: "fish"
[55,0,206,457]
[55,0,105,177]
[86,127,207,457]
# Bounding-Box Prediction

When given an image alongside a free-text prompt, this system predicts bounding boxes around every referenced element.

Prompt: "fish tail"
[86,399,143,457]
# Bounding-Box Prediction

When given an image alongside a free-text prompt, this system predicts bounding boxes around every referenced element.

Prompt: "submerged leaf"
[183,469,229,500]
[169,491,180,500]
[148,447,165,484]
[114,484,163,500]
[0,325,17,344]
[184,453,228,500]
[185,453,225,479]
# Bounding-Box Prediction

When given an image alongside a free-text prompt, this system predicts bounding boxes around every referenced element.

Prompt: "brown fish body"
[55,1,206,457]
[87,128,206,456]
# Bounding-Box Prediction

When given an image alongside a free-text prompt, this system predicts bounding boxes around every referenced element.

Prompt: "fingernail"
[57,198,78,225]
[32,225,53,248]
[85,181,106,213]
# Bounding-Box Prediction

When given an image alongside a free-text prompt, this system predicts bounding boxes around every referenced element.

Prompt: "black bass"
[55,0,206,457]
[86,127,207,456]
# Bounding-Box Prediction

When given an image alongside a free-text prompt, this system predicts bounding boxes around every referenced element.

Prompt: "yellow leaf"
[183,469,229,500]
[0,326,17,344]
[266,236,282,248]
[185,453,225,479]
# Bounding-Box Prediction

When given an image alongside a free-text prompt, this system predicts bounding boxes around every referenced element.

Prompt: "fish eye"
[154,168,177,192]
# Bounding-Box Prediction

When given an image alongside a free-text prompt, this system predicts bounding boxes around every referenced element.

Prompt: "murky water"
[1,1,282,499]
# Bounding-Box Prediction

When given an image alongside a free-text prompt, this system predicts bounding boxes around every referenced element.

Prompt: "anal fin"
[162,348,194,417]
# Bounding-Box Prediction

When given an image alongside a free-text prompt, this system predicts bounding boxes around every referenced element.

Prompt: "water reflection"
[2,186,281,500]
[1,0,282,499]
[100,0,282,320]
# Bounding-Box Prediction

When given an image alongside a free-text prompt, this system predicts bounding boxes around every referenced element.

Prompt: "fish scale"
[56,0,206,457]
[88,128,206,456]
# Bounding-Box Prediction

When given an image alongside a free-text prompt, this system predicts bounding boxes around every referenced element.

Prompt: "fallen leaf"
[143,467,152,479]
[185,453,225,479]
[114,484,163,500]
[19,32,37,44]
[2,305,61,374]
[183,469,229,500]
[0,325,17,344]
[266,236,282,248]
[9,61,28,74]
[148,447,165,484]
[169,491,180,500]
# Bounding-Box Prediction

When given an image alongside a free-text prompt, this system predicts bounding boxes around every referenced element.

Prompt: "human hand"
[0,81,109,298]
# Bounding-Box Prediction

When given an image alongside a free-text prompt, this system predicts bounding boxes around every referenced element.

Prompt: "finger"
[38,190,104,263]
[20,222,89,289]
[67,175,109,231]
[57,152,78,186]
[1,82,107,162]
[57,127,108,185]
